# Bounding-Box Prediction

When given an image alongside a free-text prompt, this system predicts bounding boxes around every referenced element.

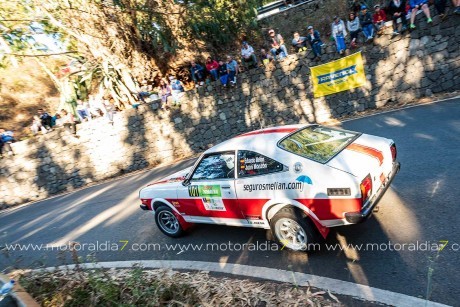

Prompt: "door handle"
[221,186,231,189]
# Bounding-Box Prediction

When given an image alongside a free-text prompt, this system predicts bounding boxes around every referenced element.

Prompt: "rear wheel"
[270,207,319,251]
[154,206,184,238]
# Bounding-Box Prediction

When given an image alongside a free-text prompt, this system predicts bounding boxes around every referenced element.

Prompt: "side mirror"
[182,178,191,186]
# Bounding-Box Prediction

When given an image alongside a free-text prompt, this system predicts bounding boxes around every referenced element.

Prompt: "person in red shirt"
[373,4,387,34]
[205,57,219,81]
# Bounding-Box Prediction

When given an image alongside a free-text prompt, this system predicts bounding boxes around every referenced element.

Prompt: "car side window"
[238,150,285,178]
[191,152,235,180]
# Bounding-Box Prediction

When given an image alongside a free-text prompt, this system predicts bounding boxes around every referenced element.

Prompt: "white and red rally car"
[139,124,400,251]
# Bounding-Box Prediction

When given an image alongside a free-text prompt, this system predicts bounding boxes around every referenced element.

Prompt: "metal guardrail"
[257,0,314,20]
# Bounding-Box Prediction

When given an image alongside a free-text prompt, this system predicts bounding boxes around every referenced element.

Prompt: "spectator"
[37,108,52,130]
[305,26,323,60]
[409,0,432,29]
[268,29,288,60]
[76,99,91,122]
[454,0,460,14]
[260,48,274,66]
[388,0,408,35]
[347,12,361,48]
[0,128,15,158]
[169,75,185,105]
[350,0,363,14]
[226,55,238,87]
[218,60,229,86]
[60,109,77,135]
[31,116,45,135]
[102,100,116,124]
[241,41,258,70]
[373,5,387,34]
[331,16,347,55]
[291,32,308,53]
[205,57,219,81]
[360,5,375,41]
[87,94,104,118]
[190,61,205,86]
[159,79,172,109]
[138,80,150,102]
[433,0,451,18]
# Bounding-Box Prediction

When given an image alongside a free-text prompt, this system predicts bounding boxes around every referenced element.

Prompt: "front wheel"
[270,207,320,251]
[154,206,185,238]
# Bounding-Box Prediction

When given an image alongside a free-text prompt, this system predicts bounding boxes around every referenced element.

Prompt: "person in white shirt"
[241,41,257,70]
[331,16,347,55]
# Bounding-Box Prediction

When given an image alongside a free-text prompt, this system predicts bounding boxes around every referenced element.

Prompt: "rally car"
[139,124,400,251]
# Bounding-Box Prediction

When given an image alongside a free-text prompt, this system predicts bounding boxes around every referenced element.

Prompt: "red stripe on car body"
[346,143,384,166]
[235,127,298,138]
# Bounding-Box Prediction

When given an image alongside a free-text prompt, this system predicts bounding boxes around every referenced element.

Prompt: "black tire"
[154,206,185,238]
[269,206,321,251]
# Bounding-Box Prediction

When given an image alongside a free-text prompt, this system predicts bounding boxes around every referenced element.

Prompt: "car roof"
[205,124,313,154]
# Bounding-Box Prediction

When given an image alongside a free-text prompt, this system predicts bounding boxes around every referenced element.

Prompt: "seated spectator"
[241,41,258,70]
[205,57,219,81]
[60,109,77,135]
[331,16,347,55]
[0,128,15,158]
[260,48,274,66]
[268,29,288,60]
[31,115,46,135]
[38,108,52,130]
[159,79,172,109]
[347,12,361,48]
[409,0,432,29]
[226,55,238,87]
[305,26,323,60]
[359,5,374,41]
[190,61,205,86]
[218,60,229,86]
[388,0,408,35]
[291,32,308,53]
[169,75,185,105]
[373,5,387,34]
[87,94,104,118]
[138,80,150,102]
[76,99,91,122]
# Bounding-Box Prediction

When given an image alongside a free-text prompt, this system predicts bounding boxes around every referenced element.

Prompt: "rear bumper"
[345,161,401,224]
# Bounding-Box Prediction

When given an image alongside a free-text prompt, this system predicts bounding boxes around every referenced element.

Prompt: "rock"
[425,89,434,97]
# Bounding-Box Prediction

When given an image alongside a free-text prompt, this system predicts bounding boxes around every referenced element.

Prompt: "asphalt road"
[1,98,460,306]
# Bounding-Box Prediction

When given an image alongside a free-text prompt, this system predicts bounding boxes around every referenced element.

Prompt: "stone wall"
[1,14,459,208]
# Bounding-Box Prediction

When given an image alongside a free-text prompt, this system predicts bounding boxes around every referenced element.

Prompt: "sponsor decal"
[188,184,222,197]
[296,175,313,185]
[202,197,226,211]
[317,65,358,85]
[242,181,303,193]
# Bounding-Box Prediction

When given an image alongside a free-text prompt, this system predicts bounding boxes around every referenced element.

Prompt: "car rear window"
[278,125,360,163]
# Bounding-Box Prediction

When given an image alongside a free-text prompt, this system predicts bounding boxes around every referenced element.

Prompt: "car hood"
[147,166,193,186]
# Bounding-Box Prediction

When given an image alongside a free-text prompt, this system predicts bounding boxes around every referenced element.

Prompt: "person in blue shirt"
[226,55,238,87]
[190,61,205,86]
[305,25,323,60]
[0,128,15,158]
[409,0,432,29]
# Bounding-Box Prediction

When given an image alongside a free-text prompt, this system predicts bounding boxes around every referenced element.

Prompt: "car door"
[175,151,245,220]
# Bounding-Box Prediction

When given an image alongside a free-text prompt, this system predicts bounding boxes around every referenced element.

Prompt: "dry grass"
[0,59,60,139]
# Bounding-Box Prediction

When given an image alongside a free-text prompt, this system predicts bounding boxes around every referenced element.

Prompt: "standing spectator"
[60,109,77,135]
[305,26,323,60]
[76,99,91,121]
[268,29,288,60]
[169,76,185,105]
[37,108,52,130]
[260,48,274,66]
[159,79,172,109]
[226,55,238,87]
[388,0,408,35]
[359,5,375,41]
[190,61,205,86]
[241,41,257,70]
[291,32,308,53]
[0,128,15,158]
[205,57,219,81]
[218,60,229,86]
[331,16,347,55]
[347,12,361,48]
[409,0,432,29]
[373,5,387,34]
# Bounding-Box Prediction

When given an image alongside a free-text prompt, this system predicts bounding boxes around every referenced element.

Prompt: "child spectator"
[359,5,375,41]
[190,61,205,86]
[159,79,172,109]
[205,57,219,81]
[60,109,77,135]
[169,75,184,105]
[226,55,238,87]
[218,60,229,86]
[331,16,347,55]
[291,32,308,53]
[260,49,274,66]
[268,29,288,60]
[0,128,15,158]
[373,5,387,34]
[409,0,432,29]
[347,12,361,48]
[388,0,408,35]
[241,41,258,69]
[305,26,323,60]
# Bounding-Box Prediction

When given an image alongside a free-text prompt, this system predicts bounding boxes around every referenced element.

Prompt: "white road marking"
[39,260,451,307]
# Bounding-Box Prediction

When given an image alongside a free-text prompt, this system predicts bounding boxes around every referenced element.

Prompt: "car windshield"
[278,125,359,163]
